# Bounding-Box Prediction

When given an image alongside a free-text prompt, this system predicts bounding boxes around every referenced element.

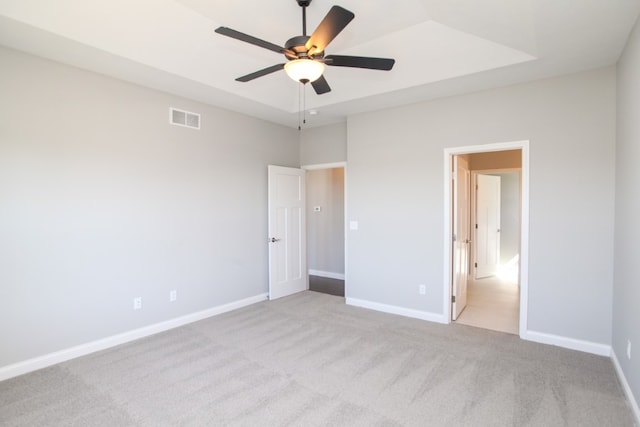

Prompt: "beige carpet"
[0,291,635,426]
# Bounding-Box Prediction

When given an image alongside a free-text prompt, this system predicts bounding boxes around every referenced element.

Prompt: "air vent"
[170,107,200,130]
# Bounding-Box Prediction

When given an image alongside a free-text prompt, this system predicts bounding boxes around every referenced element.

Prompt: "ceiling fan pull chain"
[298,83,302,131]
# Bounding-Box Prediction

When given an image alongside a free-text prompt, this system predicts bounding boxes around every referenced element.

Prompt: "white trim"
[519,144,530,338]
[344,165,349,298]
[0,293,268,382]
[443,141,530,339]
[301,161,347,170]
[346,297,447,324]
[522,330,611,356]
[309,269,345,280]
[611,349,640,425]
[443,150,454,324]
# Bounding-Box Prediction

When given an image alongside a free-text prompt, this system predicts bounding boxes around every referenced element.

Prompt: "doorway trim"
[443,141,529,338]
[301,161,348,296]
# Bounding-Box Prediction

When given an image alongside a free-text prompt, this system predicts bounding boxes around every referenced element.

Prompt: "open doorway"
[444,142,529,337]
[304,163,346,297]
[455,167,521,334]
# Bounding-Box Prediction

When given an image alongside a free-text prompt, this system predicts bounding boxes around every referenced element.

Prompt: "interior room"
[1,1,639,424]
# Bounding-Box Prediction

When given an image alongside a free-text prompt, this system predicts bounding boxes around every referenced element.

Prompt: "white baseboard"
[309,269,345,280]
[611,349,640,425]
[0,293,268,382]
[522,330,611,356]
[346,297,447,324]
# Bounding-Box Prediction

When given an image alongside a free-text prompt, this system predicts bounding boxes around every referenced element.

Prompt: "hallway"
[455,276,519,335]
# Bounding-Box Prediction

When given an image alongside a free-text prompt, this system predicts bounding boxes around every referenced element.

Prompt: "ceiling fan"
[214,0,395,95]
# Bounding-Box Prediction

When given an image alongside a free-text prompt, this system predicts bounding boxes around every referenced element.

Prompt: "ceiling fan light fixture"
[284,59,325,83]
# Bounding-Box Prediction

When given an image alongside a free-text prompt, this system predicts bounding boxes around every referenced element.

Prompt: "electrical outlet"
[627,340,631,360]
[169,290,177,302]
[133,297,142,310]
[419,284,426,295]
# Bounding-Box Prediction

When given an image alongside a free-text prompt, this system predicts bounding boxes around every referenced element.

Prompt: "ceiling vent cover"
[170,107,200,130]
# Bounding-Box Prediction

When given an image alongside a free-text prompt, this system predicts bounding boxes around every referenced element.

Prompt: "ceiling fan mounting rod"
[298,0,311,36]
[303,6,307,35]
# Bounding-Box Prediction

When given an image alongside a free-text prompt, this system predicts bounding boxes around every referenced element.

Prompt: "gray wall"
[614,16,640,408]
[300,122,347,166]
[347,67,616,345]
[0,47,299,368]
[306,168,345,275]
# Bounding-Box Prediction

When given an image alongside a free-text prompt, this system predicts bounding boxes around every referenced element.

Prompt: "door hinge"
[452,295,456,303]
[453,234,457,242]
[475,223,478,229]
[474,262,477,268]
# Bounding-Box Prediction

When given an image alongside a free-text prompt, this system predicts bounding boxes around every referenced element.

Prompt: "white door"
[452,156,470,320]
[268,165,307,300]
[475,174,501,279]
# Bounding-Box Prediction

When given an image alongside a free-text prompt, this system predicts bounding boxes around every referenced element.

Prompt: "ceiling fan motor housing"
[285,35,322,60]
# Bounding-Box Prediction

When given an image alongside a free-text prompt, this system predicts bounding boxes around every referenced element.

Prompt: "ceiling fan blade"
[215,27,293,55]
[305,6,355,53]
[311,75,331,95]
[325,55,395,70]
[236,64,286,82]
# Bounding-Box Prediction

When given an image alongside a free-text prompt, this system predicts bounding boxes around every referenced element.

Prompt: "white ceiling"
[1,0,639,128]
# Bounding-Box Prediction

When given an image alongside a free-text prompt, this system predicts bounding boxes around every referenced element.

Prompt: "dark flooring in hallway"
[309,275,344,297]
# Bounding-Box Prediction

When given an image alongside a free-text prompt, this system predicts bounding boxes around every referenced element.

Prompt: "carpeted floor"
[0,291,635,426]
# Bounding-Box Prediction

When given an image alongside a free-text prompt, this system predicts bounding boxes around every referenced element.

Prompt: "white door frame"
[301,161,348,295]
[443,141,529,338]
